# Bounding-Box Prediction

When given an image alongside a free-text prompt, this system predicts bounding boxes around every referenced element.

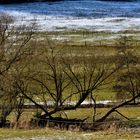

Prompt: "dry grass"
[7,107,140,129]
[0,128,140,140]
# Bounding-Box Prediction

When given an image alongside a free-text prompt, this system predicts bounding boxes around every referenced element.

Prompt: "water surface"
[0,0,140,31]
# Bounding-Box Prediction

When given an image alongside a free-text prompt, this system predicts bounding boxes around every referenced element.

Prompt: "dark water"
[0,0,140,18]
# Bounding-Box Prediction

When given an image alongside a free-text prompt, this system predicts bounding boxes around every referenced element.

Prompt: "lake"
[0,0,140,31]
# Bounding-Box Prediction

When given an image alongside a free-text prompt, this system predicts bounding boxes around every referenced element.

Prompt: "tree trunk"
[97,94,140,122]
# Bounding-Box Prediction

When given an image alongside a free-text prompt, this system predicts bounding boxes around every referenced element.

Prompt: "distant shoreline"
[0,0,62,4]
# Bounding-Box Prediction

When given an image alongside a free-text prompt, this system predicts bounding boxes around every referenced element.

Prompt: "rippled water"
[0,0,140,18]
[0,0,140,31]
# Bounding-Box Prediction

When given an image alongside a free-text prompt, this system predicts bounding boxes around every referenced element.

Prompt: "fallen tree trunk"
[97,94,140,122]
[31,116,87,130]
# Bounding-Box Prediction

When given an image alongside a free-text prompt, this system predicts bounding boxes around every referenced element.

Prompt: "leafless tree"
[96,36,140,122]
[0,13,36,127]
[15,42,118,124]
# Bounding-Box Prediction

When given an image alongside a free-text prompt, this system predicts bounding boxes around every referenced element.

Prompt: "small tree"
[96,36,140,122]
[114,36,140,104]
[0,14,36,127]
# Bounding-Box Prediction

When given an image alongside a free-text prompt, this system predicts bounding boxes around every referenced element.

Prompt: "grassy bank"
[0,128,140,140]
[37,30,140,49]
[8,107,140,126]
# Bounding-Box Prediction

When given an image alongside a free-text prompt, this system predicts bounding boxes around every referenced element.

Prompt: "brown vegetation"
[0,14,140,130]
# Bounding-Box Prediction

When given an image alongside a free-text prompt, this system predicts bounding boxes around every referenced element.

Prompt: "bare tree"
[96,36,140,122]
[0,13,36,127]
[15,42,118,124]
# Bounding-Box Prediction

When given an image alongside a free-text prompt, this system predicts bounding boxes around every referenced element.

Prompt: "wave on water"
[1,0,140,17]
[0,0,140,31]
[6,11,140,32]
